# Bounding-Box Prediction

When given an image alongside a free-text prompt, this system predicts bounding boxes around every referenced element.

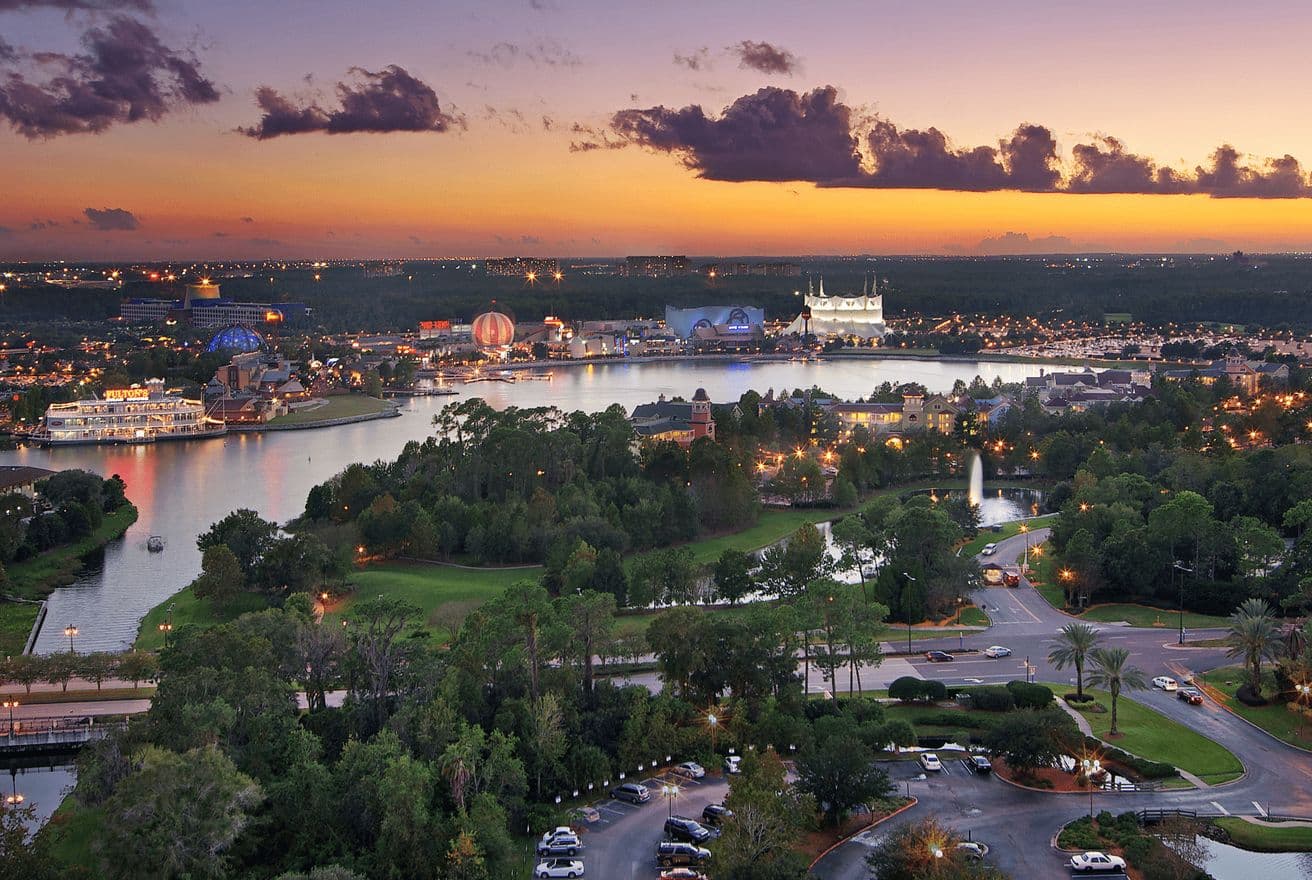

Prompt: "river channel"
[0,357,1042,653]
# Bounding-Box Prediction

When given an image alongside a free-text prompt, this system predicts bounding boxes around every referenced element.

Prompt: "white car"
[675,761,706,779]
[1152,676,1178,691]
[919,753,943,772]
[983,645,1012,658]
[981,543,998,556]
[955,841,989,860]
[534,858,585,878]
[1069,851,1126,873]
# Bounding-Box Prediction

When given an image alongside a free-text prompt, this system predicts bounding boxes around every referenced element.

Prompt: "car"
[572,806,600,824]
[675,761,705,779]
[919,753,943,772]
[925,650,955,662]
[1069,851,1127,873]
[955,841,989,860]
[723,755,742,774]
[535,834,582,857]
[980,542,998,556]
[1177,687,1204,705]
[534,858,585,878]
[701,803,734,826]
[1152,676,1178,691]
[983,645,1012,658]
[659,869,707,880]
[655,841,711,867]
[610,782,651,804]
[540,826,574,844]
[967,755,992,774]
[665,815,713,844]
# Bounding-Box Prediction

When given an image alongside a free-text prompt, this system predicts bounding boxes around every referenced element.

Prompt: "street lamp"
[1,699,16,738]
[1173,561,1193,645]
[661,782,680,818]
[1019,523,1030,570]
[64,625,78,654]
[902,572,917,654]
[1080,755,1102,818]
[707,711,719,752]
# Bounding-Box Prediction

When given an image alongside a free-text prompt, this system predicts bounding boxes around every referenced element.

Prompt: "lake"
[0,357,1042,652]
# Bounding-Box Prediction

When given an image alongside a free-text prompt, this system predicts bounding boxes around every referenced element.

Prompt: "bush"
[888,676,923,702]
[920,679,948,702]
[967,686,1016,712]
[1084,736,1177,780]
[1236,683,1268,706]
[1064,692,1096,704]
[1007,680,1054,709]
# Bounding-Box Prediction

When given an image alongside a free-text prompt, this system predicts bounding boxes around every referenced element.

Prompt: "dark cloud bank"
[580,85,1312,198]
[240,65,458,139]
[84,207,138,230]
[0,14,217,137]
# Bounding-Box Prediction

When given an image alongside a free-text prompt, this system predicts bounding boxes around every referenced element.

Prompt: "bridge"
[0,716,130,755]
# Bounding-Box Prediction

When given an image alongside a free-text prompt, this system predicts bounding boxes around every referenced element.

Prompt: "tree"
[559,589,615,693]
[117,651,159,689]
[591,547,628,606]
[0,801,58,880]
[1086,646,1148,736]
[866,818,1008,880]
[526,692,566,799]
[44,652,75,692]
[78,652,118,691]
[192,544,246,606]
[1226,597,1280,694]
[794,735,892,826]
[197,509,276,576]
[98,744,263,880]
[1048,623,1102,697]
[347,596,420,732]
[710,749,812,880]
[830,516,871,601]
[984,707,1076,777]
[713,548,755,605]
[646,606,707,699]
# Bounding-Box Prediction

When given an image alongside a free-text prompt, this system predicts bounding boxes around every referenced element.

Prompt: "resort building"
[629,388,722,446]
[784,275,886,339]
[120,280,309,328]
[39,380,225,445]
[829,392,961,438]
[1161,351,1289,395]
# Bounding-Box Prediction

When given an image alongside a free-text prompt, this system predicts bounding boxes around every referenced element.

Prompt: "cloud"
[212,231,228,238]
[587,85,1312,198]
[245,237,280,246]
[0,0,153,10]
[673,48,711,71]
[974,231,1077,254]
[240,216,254,223]
[28,218,59,230]
[0,15,217,138]
[83,206,138,230]
[540,114,552,131]
[469,40,581,69]
[605,85,862,182]
[0,226,12,237]
[0,38,15,63]
[730,40,799,75]
[239,65,458,139]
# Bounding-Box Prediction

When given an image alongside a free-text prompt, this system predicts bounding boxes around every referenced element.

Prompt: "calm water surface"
[0,358,1041,652]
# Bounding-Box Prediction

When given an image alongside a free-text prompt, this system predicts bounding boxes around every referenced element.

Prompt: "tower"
[690,387,715,440]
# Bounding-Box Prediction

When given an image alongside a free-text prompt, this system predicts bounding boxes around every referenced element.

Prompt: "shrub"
[1236,683,1268,706]
[968,686,1016,712]
[888,676,923,702]
[920,679,948,702]
[1064,692,1096,704]
[1084,736,1177,780]
[869,720,916,750]
[1006,680,1054,709]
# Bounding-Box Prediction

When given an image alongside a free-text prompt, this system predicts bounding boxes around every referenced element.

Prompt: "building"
[784,275,886,339]
[1161,351,1290,395]
[664,305,765,339]
[484,257,559,279]
[629,388,718,446]
[39,380,225,445]
[626,256,690,278]
[120,280,309,328]
[0,466,55,499]
[829,392,960,438]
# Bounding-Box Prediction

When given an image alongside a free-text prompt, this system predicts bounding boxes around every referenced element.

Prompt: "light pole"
[1,699,16,738]
[707,711,719,752]
[902,572,916,655]
[64,625,78,654]
[1173,561,1193,645]
[1019,523,1030,571]
[1081,756,1102,818]
[5,770,21,807]
[661,782,679,818]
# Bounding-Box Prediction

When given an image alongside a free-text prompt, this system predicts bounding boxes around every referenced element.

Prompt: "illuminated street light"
[1,699,16,738]
[64,624,78,654]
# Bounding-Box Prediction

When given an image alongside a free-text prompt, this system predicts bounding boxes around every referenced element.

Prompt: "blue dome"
[206,325,264,353]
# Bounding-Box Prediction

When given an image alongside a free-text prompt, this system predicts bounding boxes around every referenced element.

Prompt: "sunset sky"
[3,0,1312,259]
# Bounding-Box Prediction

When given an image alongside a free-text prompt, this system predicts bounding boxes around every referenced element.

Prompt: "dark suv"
[655,841,712,867]
[664,815,713,844]
[610,782,651,804]
[701,803,734,827]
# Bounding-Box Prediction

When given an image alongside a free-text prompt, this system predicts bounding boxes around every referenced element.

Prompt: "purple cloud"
[0,15,217,138]
[0,0,153,10]
[730,40,799,75]
[239,65,458,139]
[84,206,138,230]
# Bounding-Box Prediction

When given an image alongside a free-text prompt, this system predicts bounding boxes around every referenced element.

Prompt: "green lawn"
[1200,666,1312,751]
[0,601,37,656]
[1213,817,1312,852]
[1079,604,1229,630]
[135,585,271,650]
[39,795,101,872]
[1075,688,1244,784]
[663,507,847,567]
[266,394,392,425]
[7,504,138,598]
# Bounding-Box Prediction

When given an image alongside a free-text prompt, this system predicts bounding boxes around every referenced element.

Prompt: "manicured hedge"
[1006,680,1054,709]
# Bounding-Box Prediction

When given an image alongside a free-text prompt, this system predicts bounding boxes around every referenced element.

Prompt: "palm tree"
[1048,623,1102,697]
[1226,597,1280,694]
[1086,646,1147,736]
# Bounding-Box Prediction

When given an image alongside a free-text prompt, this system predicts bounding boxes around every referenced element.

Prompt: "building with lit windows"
[484,257,559,278]
[120,280,309,328]
[629,388,722,447]
[626,255,690,278]
[39,380,225,445]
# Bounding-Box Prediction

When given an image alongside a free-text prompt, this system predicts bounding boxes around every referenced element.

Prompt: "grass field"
[1080,604,1230,630]
[7,504,138,598]
[266,394,392,425]
[135,586,271,650]
[0,601,37,656]
[1075,688,1244,784]
[39,795,100,872]
[1213,817,1312,852]
[1200,666,1312,751]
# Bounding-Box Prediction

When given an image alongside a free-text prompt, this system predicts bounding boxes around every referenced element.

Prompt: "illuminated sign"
[104,389,149,401]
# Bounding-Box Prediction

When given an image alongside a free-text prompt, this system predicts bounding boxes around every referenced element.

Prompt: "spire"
[862,273,869,296]
[818,275,826,296]
[807,275,813,296]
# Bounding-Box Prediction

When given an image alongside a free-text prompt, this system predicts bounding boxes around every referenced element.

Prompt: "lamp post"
[1081,756,1102,818]
[707,711,719,752]
[661,782,679,818]
[1019,523,1030,571]
[63,625,78,654]
[1,699,16,738]
[1173,561,1193,645]
[5,770,21,807]
[902,572,917,655]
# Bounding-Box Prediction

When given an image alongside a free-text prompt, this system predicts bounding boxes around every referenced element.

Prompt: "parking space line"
[1253,802,1267,817]
[1210,801,1229,815]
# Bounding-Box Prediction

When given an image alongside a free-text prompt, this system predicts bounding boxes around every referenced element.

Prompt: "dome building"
[206,325,265,354]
